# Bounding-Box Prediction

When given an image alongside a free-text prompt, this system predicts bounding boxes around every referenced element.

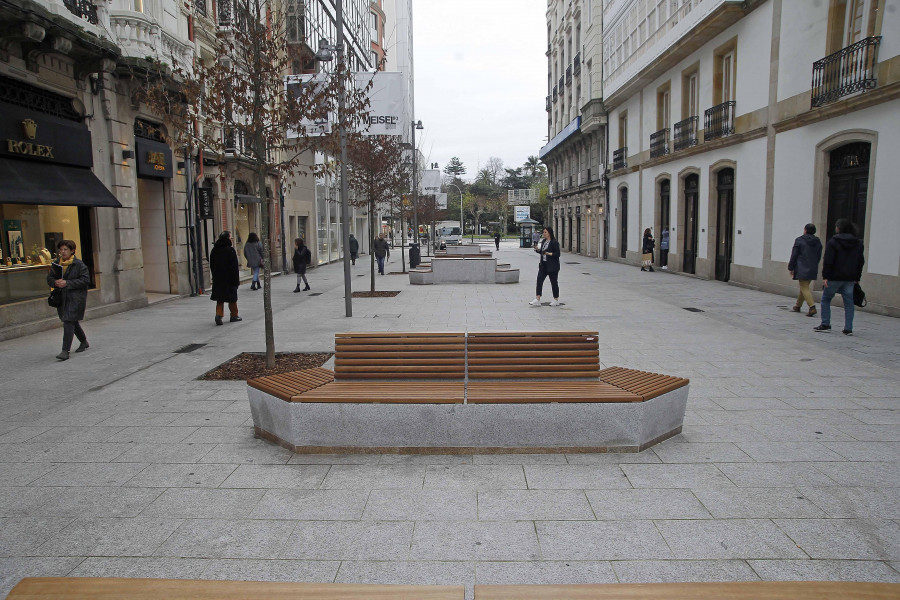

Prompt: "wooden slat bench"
[474,581,900,600]
[5,578,465,600]
[248,331,690,453]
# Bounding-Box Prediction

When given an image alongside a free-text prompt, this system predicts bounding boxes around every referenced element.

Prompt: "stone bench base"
[248,385,688,453]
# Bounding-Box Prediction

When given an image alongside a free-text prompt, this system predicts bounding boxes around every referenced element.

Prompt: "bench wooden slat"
[468,357,600,366]
[247,368,335,401]
[468,382,641,403]
[474,582,900,600]
[334,343,466,353]
[598,366,689,401]
[297,381,465,403]
[6,578,465,600]
[468,371,601,379]
[336,358,466,365]
[468,331,598,336]
[336,331,465,338]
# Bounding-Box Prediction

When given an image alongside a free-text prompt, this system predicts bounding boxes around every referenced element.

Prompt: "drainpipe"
[183,150,197,296]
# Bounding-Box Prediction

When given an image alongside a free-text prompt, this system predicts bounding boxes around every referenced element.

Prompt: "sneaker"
[230,316,243,322]
[215,316,223,326]
[791,305,801,312]
[813,324,831,332]
[807,306,817,317]
[842,329,853,336]
[56,350,69,361]
[549,300,561,306]
[74,342,89,353]
[528,298,541,307]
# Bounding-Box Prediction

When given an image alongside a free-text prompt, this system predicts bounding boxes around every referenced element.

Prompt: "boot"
[303,285,310,291]
[215,316,223,326]
[75,341,89,353]
[640,267,647,271]
[648,266,655,272]
[56,350,69,361]
[230,315,243,322]
[807,306,817,317]
[293,285,301,293]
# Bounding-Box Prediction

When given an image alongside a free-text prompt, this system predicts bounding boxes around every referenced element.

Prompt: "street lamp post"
[448,182,463,246]
[410,120,423,250]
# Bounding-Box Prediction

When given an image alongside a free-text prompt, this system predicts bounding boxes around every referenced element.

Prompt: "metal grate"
[174,343,206,353]
[682,307,704,312]
[308,293,322,296]
[565,261,581,264]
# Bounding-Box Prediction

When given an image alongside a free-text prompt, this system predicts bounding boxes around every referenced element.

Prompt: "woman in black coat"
[530,226,561,307]
[47,239,90,360]
[641,228,655,272]
[292,237,311,292]
[209,231,242,326]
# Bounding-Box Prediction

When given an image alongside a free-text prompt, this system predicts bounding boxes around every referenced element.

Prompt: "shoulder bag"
[853,282,867,307]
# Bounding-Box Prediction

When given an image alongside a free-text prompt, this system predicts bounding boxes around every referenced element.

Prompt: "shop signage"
[135,138,173,179]
[514,205,530,223]
[198,188,214,219]
[0,103,92,168]
[575,206,581,215]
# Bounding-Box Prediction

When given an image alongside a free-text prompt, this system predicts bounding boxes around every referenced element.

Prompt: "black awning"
[0,158,122,208]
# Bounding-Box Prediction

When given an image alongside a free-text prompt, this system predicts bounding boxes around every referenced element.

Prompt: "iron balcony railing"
[552,84,558,102]
[573,52,581,75]
[811,36,881,108]
[613,147,627,171]
[565,66,572,86]
[546,96,551,111]
[673,116,698,151]
[650,128,670,159]
[63,0,99,24]
[703,101,736,141]
[558,76,564,91]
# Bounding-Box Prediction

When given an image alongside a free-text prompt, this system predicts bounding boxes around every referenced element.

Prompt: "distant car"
[439,226,461,246]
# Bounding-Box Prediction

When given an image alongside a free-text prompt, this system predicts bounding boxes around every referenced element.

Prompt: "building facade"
[540,0,608,259]
[603,0,898,315]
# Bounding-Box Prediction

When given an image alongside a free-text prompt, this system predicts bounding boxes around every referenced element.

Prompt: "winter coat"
[348,236,359,255]
[660,230,669,250]
[293,245,311,274]
[47,258,90,322]
[373,238,390,258]
[642,235,655,254]
[209,240,240,303]
[822,233,865,282]
[787,233,823,281]
[243,241,264,268]
[535,238,561,274]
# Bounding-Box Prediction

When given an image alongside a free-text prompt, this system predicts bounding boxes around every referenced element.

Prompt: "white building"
[603,0,898,315]
[540,0,608,258]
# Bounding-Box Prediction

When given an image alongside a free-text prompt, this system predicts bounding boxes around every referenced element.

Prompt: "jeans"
[251,266,260,282]
[660,249,669,267]
[820,280,855,330]
[62,320,87,352]
[536,265,559,298]
[376,256,385,274]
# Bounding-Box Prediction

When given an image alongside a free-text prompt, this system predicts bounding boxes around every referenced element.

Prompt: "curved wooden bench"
[5,578,464,600]
[599,366,689,401]
[467,331,601,379]
[334,332,465,380]
[247,368,334,401]
[475,582,900,600]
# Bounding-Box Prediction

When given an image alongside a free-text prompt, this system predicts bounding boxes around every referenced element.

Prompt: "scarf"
[50,257,74,291]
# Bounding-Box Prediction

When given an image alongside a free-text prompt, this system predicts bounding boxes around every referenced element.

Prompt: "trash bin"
[409,243,421,269]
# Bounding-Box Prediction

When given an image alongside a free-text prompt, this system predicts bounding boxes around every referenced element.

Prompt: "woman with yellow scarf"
[47,239,90,360]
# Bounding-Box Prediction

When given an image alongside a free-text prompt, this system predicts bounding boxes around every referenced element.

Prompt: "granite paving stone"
[200,559,340,582]
[320,465,425,489]
[30,487,162,518]
[411,521,540,561]
[657,519,809,559]
[0,463,58,486]
[139,488,267,519]
[536,521,673,560]
[621,464,734,489]
[29,463,149,487]
[477,490,595,521]
[523,465,631,489]
[652,441,753,463]
[774,519,900,560]
[27,443,132,463]
[0,557,86,598]
[198,442,293,465]
[691,487,827,518]
[362,489,475,521]
[798,486,900,519]
[156,519,295,559]
[809,461,900,487]
[250,489,369,520]
[281,521,414,560]
[475,561,617,585]
[336,561,474,589]
[113,443,217,464]
[748,559,900,582]
[123,463,237,488]
[219,464,329,489]
[612,559,760,583]
[0,517,75,556]
[424,465,526,490]
[823,441,900,462]
[67,557,210,579]
[37,517,183,557]
[107,427,200,444]
[585,489,712,520]
[715,462,836,488]
[734,442,847,463]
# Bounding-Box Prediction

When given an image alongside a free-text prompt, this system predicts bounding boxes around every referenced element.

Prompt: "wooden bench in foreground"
[248,331,689,453]
[5,578,464,600]
[475,581,900,600]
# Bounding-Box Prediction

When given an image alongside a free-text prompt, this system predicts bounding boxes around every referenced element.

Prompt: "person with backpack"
[814,219,865,335]
[788,223,823,317]
[292,237,312,292]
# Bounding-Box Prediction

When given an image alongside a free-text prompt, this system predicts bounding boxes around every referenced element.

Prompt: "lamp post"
[410,119,423,249]
[315,3,352,318]
[448,182,463,246]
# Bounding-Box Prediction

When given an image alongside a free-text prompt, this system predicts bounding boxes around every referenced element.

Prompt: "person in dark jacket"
[373,234,390,275]
[348,234,359,265]
[293,237,311,292]
[660,229,670,270]
[788,223,823,317]
[641,228,655,272]
[47,239,90,360]
[530,226,561,306]
[243,232,264,290]
[494,231,501,250]
[210,231,242,326]
[814,218,865,335]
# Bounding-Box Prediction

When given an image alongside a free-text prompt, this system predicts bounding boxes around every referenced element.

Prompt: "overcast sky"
[412,0,548,181]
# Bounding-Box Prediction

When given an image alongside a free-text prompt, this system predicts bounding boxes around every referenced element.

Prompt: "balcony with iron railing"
[546,96,551,111]
[224,128,254,158]
[63,0,99,24]
[573,52,581,75]
[811,36,881,108]
[558,76,564,91]
[552,85,558,102]
[565,65,572,86]
[650,128,669,159]
[703,101,735,142]
[612,147,627,171]
[673,116,698,151]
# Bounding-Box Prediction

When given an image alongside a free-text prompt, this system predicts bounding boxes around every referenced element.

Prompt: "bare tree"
[135,0,370,368]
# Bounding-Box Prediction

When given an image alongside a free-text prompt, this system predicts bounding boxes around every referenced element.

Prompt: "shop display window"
[0,204,85,305]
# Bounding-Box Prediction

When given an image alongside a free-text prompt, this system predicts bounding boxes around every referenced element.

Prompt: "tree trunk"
[255,135,275,369]
[369,197,376,293]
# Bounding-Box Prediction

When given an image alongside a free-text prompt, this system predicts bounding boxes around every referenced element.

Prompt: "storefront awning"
[0,158,122,208]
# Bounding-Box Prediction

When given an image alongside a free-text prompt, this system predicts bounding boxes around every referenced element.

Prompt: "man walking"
[814,218,865,335]
[373,233,390,275]
[788,223,823,317]
[348,233,359,265]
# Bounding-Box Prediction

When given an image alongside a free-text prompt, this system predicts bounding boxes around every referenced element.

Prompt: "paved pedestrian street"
[1,244,898,598]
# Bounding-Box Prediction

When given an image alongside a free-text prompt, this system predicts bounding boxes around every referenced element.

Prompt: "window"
[657,83,671,130]
[713,40,737,105]
[619,112,628,148]
[827,0,882,53]
[682,67,699,118]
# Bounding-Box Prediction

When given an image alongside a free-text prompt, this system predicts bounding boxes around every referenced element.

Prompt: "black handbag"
[853,282,867,307]
[48,289,62,308]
